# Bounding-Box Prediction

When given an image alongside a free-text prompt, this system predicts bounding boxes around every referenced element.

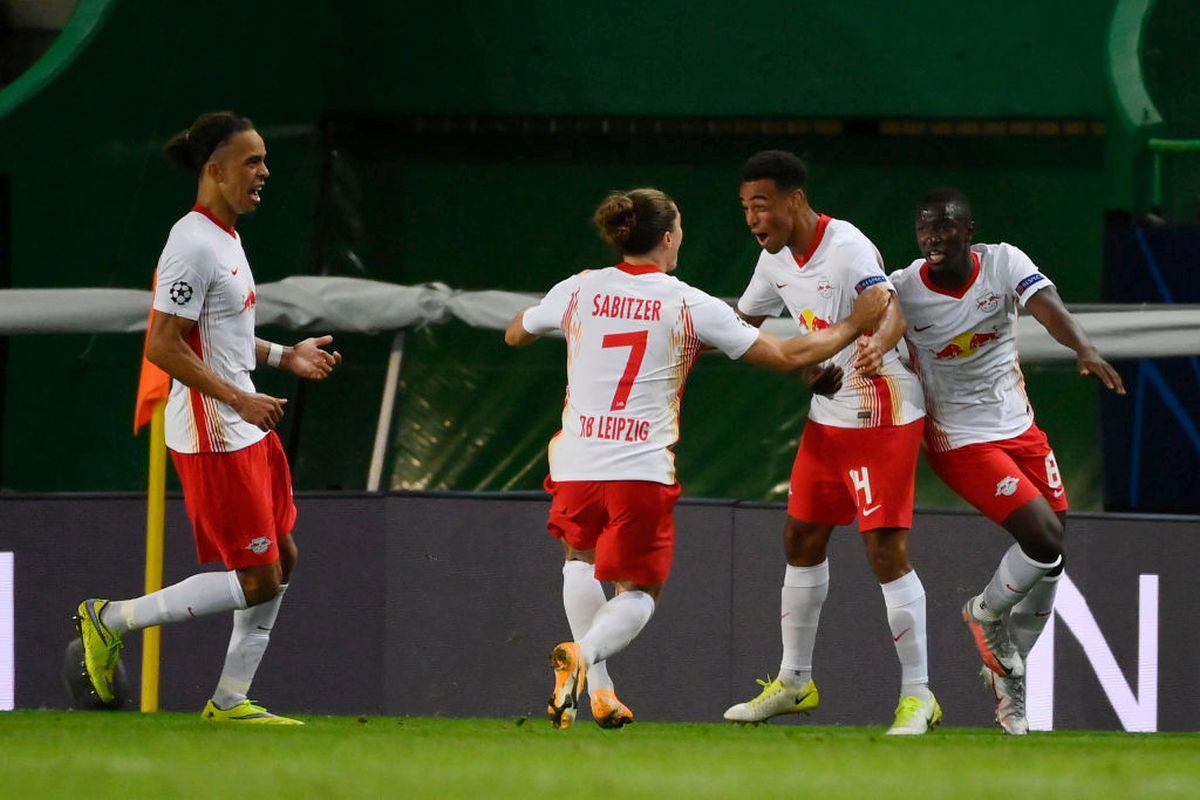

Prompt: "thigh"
[545,477,607,553]
[926,438,1044,525]
[1005,425,1070,513]
[171,438,279,570]
[836,418,923,532]
[264,431,298,538]
[787,423,858,526]
[594,481,681,586]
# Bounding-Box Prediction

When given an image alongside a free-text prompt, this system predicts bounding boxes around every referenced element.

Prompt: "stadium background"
[1,0,1194,510]
[0,0,1197,733]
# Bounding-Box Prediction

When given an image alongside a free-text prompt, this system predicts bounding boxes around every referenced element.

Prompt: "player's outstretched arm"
[148,311,287,430]
[741,286,890,372]
[504,308,541,347]
[256,335,342,380]
[1025,287,1126,395]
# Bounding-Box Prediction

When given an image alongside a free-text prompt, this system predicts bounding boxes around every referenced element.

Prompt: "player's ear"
[204,158,222,184]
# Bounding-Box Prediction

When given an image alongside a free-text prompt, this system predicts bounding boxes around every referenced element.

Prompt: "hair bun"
[595,192,637,248]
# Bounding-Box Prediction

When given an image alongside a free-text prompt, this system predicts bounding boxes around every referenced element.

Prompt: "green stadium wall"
[0,0,1125,511]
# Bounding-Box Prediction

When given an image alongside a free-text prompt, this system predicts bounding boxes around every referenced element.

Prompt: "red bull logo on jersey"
[934,328,1000,360]
[242,288,257,312]
[975,291,1001,314]
[798,308,831,332]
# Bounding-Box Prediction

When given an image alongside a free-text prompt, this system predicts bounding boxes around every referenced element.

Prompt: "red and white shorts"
[788,418,924,531]
[170,431,297,570]
[544,476,682,585]
[925,423,1068,525]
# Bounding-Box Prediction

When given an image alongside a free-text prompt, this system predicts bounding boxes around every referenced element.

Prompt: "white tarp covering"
[1,277,1197,362]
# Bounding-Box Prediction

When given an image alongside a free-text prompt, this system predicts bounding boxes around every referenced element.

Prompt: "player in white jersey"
[505,187,889,729]
[74,112,341,723]
[891,187,1124,733]
[724,151,940,735]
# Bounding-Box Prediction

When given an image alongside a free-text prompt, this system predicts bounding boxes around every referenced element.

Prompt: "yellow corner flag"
[134,277,169,712]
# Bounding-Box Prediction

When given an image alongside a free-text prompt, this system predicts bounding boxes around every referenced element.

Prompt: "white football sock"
[561,561,614,693]
[1009,572,1061,660]
[212,583,286,709]
[973,544,1060,621]
[880,570,930,698]
[100,571,247,635]
[578,590,655,665]
[779,561,829,688]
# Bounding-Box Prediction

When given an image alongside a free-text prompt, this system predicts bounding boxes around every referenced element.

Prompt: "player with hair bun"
[506,187,890,729]
[73,111,341,723]
[891,187,1124,734]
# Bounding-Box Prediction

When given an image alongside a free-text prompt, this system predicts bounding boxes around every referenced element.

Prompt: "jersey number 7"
[602,331,648,411]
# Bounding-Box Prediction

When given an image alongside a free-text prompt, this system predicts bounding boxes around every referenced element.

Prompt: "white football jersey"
[152,206,266,454]
[523,262,760,485]
[890,242,1055,452]
[737,215,924,428]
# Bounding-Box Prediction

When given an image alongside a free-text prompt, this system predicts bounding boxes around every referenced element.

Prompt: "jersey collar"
[919,250,980,298]
[789,213,831,269]
[191,203,238,238]
[615,261,663,275]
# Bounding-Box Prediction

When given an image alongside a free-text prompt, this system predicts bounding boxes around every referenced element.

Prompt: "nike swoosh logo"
[231,267,239,275]
[1052,489,1065,498]
[862,504,881,517]
[1005,583,1020,592]
[914,324,933,332]
[775,283,787,289]
[893,627,911,642]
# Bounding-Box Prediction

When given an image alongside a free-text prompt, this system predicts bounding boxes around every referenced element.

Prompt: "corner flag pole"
[140,398,167,713]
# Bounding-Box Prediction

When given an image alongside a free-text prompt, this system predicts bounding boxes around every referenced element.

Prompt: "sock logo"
[892,627,911,642]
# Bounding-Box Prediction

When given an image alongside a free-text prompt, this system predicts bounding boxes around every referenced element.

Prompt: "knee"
[783,519,825,564]
[864,532,910,582]
[1022,515,1065,564]
[238,569,282,606]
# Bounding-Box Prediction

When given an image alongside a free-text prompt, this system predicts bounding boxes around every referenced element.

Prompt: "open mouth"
[249,185,264,203]
[926,249,945,264]
[754,231,769,245]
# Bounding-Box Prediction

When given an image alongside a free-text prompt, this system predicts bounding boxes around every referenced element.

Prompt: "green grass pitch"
[2,712,1198,799]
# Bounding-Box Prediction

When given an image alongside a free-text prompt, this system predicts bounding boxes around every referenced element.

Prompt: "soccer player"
[505,187,890,729]
[74,111,341,723]
[724,151,939,735]
[890,187,1124,734]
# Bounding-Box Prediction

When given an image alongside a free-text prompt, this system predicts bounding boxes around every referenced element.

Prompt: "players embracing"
[724,151,940,735]
[506,187,890,729]
[890,188,1124,734]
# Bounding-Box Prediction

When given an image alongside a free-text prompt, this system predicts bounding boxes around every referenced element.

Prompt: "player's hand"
[849,285,890,333]
[804,364,843,396]
[232,391,288,431]
[852,336,885,376]
[285,335,342,380]
[1077,348,1125,395]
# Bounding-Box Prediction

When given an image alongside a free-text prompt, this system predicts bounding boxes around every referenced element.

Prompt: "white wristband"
[267,342,284,368]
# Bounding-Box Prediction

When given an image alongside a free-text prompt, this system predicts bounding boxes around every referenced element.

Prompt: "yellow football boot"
[201,699,304,725]
[723,677,820,723]
[74,599,122,705]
